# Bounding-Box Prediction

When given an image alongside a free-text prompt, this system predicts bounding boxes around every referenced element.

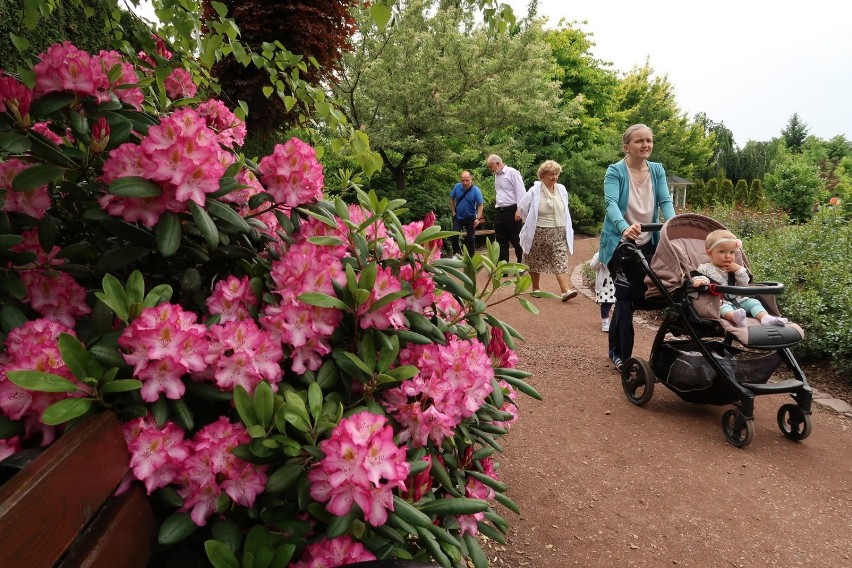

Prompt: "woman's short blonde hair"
[537,159,562,179]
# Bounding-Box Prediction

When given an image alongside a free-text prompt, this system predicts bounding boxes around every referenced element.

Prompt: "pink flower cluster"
[257,137,324,207]
[487,326,519,368]
[0,319,83,445]
[100,106,238,226]
[197,99,246,148]
[33,42,143,109]
[164,67,197,99]
[308,412,410,527]
[0,73,32,120]
[382,336,494,447]
[356,265,406,330]
[292,536,376,568]
[261,240,345,374]
[123,416,267,526]
[118,303,209,402]
[457,457,498,536]
[205,275,258,323]
[0,159,51,219]
[202,318,283,393]
[10,229,90,328]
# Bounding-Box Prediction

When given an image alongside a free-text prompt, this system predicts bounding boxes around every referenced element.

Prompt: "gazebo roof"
[667,175,694,185]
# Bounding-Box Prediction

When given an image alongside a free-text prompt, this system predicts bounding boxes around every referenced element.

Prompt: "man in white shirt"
[486,154,526,264]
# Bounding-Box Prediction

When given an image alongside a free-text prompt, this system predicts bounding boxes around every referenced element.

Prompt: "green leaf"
[204,540,240,568]
[343,351,373,375]
[143,284,173,307]
[254,381,274,429]
[29,92,75,118]
[0,131,32,153]
[101,379,143,393]
[155,212,181,257]
[466,470,508,492]
[158,512,198,545]
[370,3,392,29]
[307,382,322,422]
[518,296,540,315]
[494,492,520,514]
[57,333,94,381]
[96,273,129,322]
[188,200,219,248]
[206,199,251,233]
[0,305,28,333]
[169,398,194,431]
[211,520,242,553]
[11,163,65,192]
[108,176,162,198]
[499,375,543,401]
[95,247,149,273]
[9,33,30,51]
[265,463,304,493]
[418,497,489,516]
[7,370,81,393]
[297,292,347,310]
[41,397,93,425]
[464,533,489,568]
[234,385,258,427]
[306,236,346,247]
[125,270,145,306]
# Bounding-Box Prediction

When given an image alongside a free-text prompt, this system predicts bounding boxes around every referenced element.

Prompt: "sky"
[508,0,852,146]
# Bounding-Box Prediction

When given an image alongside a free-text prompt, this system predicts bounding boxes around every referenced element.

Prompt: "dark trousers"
[451,216,476,256]
[608,241,655,362]
[494,205,523,263]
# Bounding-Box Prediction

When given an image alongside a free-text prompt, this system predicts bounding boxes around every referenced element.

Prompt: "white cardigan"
[517,181,574,255]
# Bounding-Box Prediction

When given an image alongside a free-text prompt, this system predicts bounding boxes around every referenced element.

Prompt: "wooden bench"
[474,229,495,248]
[0,411,157,568]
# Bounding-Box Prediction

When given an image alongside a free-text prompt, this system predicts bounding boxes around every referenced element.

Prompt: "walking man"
[449,171,484,256]
[486,154,526,264]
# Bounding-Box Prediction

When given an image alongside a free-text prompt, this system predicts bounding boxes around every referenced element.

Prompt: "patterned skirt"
[525,226,570,274]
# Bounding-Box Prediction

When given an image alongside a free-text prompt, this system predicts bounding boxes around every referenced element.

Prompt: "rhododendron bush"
[0,42,540,568]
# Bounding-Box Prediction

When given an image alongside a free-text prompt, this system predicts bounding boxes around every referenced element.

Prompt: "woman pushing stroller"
[690,229,788,327]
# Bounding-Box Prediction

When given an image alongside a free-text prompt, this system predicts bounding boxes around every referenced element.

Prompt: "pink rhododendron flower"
[164,67,197,99]
[97,50,143,109]
[19,269,91,327]
[258,138,324,207]
[205,275,258,323]
[357,266,407,330]
[0,435,22,462]
[456,457,498,536]
[197,99,246,147]
[308,412,409,527]
[177,418,267,525]
[123,416,190,493]
[292,536,376,568]
[0,73,32,119]
[487,326,519,368]
[90,116,110,153]
[118,303,209,401]
[33,41,107,99]
[0,159,52,219]
[203,319,283,393]
[31,121,66,146]
[0,319,82,445]
[382,336,494,447]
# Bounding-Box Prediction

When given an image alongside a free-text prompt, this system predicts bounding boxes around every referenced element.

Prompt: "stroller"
[612,214,812,447]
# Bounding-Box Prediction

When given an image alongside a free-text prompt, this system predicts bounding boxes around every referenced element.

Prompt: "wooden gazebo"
[667,175,694,210]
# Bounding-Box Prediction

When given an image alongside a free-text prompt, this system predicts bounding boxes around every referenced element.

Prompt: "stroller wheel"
[777,404,812,441]
[621,357,655,406]
[721,409,754,448]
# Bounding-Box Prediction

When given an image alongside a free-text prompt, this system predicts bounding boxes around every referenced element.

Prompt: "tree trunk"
[378,148,411,191]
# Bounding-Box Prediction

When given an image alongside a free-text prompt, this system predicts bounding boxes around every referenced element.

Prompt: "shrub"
[0,42,539,566]
[764,155,825,223]
[745,209,852,374]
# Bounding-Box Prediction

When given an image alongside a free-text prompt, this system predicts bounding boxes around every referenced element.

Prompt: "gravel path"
[482,236,852,568]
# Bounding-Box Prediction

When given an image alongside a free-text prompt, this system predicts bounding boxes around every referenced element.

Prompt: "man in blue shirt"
[449,170,484,256]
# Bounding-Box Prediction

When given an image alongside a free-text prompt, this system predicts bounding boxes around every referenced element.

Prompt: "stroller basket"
[656,340,782,392]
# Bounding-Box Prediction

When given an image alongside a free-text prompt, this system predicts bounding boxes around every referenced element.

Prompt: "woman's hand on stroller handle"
[620,222,664,243]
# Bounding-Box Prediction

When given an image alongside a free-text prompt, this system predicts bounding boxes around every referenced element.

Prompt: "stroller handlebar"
[694,281,786,296]
[619,223,665,244]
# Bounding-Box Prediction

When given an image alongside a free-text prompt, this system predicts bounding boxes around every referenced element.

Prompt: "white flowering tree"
[0,40,542,566]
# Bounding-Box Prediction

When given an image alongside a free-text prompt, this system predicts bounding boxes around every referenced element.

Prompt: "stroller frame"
[613,216,813,447]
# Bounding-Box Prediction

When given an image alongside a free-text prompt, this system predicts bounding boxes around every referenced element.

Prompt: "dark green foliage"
[764,156,825,222]
[781,113,809,153]
[719,178,734,205]
[201,0,359,134]
[746,209,852,374]
[0,0,144,71]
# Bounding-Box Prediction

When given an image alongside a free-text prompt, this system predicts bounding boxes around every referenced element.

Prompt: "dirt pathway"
[484,236,852,568]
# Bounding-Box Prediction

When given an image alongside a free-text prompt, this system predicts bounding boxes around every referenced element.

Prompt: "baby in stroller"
[690,229,788,328]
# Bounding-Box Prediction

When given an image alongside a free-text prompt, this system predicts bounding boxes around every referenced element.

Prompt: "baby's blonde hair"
[705,229,739,251]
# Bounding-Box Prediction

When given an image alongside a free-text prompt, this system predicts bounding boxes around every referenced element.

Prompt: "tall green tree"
[614,62,714,180]
[781,112,809,153]
[333,0,565,190]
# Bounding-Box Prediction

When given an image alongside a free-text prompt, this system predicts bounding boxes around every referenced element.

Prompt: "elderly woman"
[518,160,577,302]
